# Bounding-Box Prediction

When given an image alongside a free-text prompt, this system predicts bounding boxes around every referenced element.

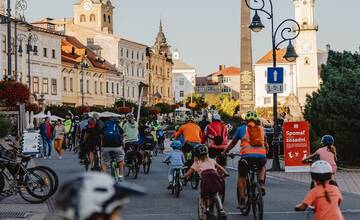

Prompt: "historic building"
[172,49,196,103]
[254,0,328,108]
[61,35,122,107]
[0,19,63,105]
[35,0,148,104]
[146,21,173,105]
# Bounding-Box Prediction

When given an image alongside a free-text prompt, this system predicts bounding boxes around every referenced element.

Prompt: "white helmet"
[126,113,134,120]
[310,160,333,174]
[212,113,221,121]
[56,172,145,220]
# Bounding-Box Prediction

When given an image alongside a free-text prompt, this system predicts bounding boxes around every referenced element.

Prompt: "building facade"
[172,50,196,103]
[0,20,62,105]
[146,21,173,105]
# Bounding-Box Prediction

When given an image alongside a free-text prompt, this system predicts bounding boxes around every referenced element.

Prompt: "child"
[163,141,185,189]
[182,144,228,218]
[295,160,344,220]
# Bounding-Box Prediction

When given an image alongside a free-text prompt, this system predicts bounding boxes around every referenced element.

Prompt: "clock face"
[83,1,92,11]
[301,41,312,52]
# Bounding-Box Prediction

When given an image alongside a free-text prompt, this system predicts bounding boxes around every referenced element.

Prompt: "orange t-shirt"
[303,184,344,220]
[175,122,202,143]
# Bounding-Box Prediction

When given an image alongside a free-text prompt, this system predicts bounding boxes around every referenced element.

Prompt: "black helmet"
[193,144,208,157]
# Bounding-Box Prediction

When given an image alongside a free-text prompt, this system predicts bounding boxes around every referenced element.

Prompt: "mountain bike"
[125,143,140,179]
[171,167,183,198]
[230,154,263,220]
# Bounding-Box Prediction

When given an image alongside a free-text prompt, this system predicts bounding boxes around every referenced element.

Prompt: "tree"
[304,50,360,165]
[204,94,239,118]
[185,94,206,111]
[155,103,172,114]
[0,114,12,138]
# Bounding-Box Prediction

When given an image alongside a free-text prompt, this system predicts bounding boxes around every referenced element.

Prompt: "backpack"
[247,125,265,147]
[103,120,121,148]
[208,123,224,146]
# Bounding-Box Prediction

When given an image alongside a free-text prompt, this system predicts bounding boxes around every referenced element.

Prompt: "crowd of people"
[35,109,344,220]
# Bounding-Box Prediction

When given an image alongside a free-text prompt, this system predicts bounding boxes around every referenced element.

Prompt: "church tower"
[73,0,114,34]
[153,20,170,57]
[294,0,319,106]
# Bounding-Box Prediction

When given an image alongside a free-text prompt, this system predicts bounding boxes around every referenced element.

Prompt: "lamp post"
[245,0,300,171]
[79,57,89,106]
[18,32,38,93]
[14,0,28,81]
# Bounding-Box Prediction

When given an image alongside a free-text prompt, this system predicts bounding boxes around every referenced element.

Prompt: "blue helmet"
[321,135,334,146]
[170,141,182,150]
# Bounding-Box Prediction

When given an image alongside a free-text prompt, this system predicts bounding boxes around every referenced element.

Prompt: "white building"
[0,20,63,105]
[254,0,328,108]
[172,50,196,103]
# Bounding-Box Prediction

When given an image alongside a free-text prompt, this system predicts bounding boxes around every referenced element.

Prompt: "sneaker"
[238,197,247,210]
[167,183,173,190]
[220,210,226,216]
[43,156,47,159]
[58,156,62,160]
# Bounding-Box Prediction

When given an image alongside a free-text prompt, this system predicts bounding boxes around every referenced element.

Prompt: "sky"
[22,0,360,76]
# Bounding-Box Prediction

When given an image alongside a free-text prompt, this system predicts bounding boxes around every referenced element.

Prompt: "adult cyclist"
[63,114,73,150]
[123,113,142,165]
[55,172,145,220]
[222,111,268,210]
[202,113,228,167]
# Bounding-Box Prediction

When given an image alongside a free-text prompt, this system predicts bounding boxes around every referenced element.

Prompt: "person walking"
[54,119,66,160]
[39,117,54,159]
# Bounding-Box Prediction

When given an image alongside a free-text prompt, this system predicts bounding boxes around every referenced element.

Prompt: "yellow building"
[61,35,121,107]
[147,21,173,105]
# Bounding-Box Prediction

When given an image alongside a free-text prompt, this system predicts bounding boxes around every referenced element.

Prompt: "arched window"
[90,14,96,22]
[103,14,106,22]
[80,14,86,22]
[108,15,111,23]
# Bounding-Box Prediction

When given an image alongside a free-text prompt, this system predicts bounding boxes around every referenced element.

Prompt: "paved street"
[32,150,360,220]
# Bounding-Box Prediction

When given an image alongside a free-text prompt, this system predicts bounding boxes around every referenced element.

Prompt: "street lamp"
[78,57,89,106]
[18,32,38,93]
[14,0,28,81]
[245,0,301,171]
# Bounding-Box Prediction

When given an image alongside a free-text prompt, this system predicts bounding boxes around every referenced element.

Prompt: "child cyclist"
[295,160,344,220]
[182,144,228,218]
[163,141,185,189]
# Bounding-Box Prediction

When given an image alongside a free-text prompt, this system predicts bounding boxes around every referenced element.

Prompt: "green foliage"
[155,103,172,114]
[0,114,12,138]
[185,94,206,111]
[304,50,360,165]
[204,94,240,118]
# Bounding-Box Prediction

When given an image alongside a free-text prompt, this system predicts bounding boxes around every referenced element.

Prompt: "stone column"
[239,0,255,113]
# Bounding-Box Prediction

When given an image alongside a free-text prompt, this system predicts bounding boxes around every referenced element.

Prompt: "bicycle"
[143,149,152,174]
[164,162,183,198]
[109,151,120,181]
[229,153,263,220]
[215,154,227,203]
[125,143,140,179]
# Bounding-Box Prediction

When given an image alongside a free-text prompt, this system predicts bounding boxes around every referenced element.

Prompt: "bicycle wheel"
[191,173,199,190]
[130,157,139,179]
[143,154,151,174]
[153,146,158,157]
[252,183,264,220]
[20,167,54,203]
[110,160,119,181]
[174,173,181,198]
[220,179,225,203]
[34,166,59,197]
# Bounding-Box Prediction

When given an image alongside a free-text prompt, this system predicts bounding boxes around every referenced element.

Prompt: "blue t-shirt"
[165,150,184,167]
[234,125,247,140]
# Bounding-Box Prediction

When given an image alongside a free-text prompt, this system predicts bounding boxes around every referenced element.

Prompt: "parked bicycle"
[229,153,263,220]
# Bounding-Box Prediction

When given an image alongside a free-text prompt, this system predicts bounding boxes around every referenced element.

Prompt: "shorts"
[208,148,227,167]
[238,157,267,177]
[102,147,125,164]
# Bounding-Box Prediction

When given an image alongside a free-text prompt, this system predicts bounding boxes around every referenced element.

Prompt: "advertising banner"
[283,122,311,172]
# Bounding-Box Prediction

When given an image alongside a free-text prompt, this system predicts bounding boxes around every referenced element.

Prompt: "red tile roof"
[61,36,117,72]
[210,66,241,77]
[256,49,295,64]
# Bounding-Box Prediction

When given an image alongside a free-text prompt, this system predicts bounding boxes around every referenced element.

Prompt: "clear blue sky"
[24,0,360,75]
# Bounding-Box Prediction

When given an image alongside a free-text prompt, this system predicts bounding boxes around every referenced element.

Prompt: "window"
[80,14,86,22]
[52,49,56,59]
[305,57,310,65]
[43,78,48,94]
[111,82,114,94]
[179,90,184,97]
[120,48,123,56]
[94,81,97,94]
[43,48,47,57]
[127,87,130,98]
[2,34,6,53]
[87,38,94,46]
[137,52,139,60]
[142,68,144,77]
[100,82,103,94]
[51,79,57,95]
[70,78,73,92]
[63,77,67,91]
[136,67,139,77]
[32,77,39,93]
[131,65,134,76]
[106,81,109,93]
[142,53,144,61]
[126,49,129,58]
[132,87,135,98]
[179,78,185,86]
[103,14,106,22]
[223,87,231,93]
[86,80,90,93]
[108,15,111,23]
[117,83,119,95]
[90,14,96,22]
[131,51,134,59]
[33,46,38,55]
[168,87,170,97]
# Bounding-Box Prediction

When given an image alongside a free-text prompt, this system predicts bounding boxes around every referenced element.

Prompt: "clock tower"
[294,0,319,106]
[73,0,114,34]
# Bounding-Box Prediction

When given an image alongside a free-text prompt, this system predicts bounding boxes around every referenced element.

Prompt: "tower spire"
[159,19,163,32]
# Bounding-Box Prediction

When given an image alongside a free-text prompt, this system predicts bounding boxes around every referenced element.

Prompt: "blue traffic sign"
[267,67,284,84]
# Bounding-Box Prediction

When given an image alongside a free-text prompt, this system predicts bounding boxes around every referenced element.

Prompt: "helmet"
[186,115,195,122]
[170,141,182,150]
[321,135,334,146]
[245,111,259,121]
[126,113,134,121]
[74,116,80,121]
[145,127,152,134]
[56,172,145,220]
[193,144,208,157]
[174,125,180,131]
[212,113,221,121]
[310,160,333,182]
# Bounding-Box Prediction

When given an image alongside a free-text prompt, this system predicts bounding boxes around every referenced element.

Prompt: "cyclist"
[222,111,268,210]
[182,144,228,219]
[202,113,228,167]
[174,115,202,155]
[198,115,210,132]
[123,113,142,165]
[72,116,80,150]
[55,172,145,220]
[295,160,344,220]
[163,141,185,189]
[82,117,101,168]
[102,117,125,180]
[63,114,73,151]
[78,113,89,163]
[156,127,165,152]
